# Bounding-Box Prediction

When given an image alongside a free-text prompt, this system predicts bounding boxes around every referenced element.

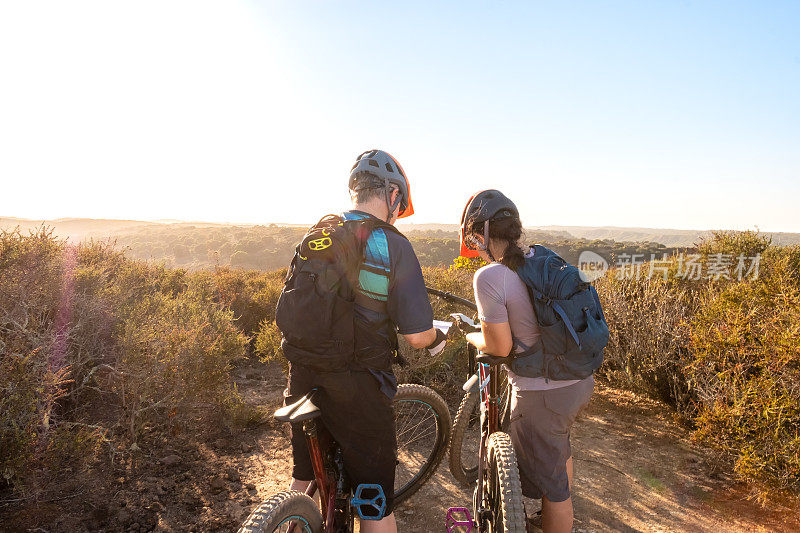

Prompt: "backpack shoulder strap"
[340,212,397,311]
[311,213,345,230]
[341,211,407,239]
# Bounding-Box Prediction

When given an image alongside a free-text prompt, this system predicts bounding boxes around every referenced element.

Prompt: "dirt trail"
[235,363,798,533]
[3,361,798,532]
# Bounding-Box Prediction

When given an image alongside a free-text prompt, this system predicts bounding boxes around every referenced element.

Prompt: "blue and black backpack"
[275,214,403,372]
[510,245,609,381]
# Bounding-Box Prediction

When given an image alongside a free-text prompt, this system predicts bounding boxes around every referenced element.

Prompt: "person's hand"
[452,313,480,335]
[426,328,448,357]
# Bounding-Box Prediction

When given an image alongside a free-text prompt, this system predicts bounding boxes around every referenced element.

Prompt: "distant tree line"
[114,224,677,270]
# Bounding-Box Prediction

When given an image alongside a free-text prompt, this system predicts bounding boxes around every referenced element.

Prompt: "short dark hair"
[350,172,397,205]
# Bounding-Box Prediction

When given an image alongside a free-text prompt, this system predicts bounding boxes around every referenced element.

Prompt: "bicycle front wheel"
[238,491,322,533]
[393,383,452,505]
[485,432,526,533]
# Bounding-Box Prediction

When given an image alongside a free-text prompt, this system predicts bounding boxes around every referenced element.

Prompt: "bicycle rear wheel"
[449,388,481,485]
[449,375,512,486]
[393,383,452,505]
[238,491,322,533]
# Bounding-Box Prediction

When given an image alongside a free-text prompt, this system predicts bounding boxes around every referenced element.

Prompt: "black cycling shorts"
[285,363,397,516]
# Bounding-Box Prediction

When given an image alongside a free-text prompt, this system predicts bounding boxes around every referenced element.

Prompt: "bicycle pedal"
[351,483,386,520]
[446,507,473,532]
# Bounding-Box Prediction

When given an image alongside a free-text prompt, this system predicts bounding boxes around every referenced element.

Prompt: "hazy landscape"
[10,216,800,248]
[8,216,798,273]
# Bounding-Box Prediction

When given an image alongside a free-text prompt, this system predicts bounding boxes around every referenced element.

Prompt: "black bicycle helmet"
[459,189,519,259]
[349,149,414,220]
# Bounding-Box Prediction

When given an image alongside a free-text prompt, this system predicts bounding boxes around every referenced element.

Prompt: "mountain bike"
[447,352,525,533]
[424,287,513,486]
[425,288,524,532]
[239,383,451,532]
[449,342,513,486]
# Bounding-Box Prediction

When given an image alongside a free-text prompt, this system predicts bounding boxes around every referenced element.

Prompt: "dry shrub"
[0,230,248,495]
[254,319,285,368]
[594,272,698,409]
[0,349,74,489]
[205,267,286,338]
[114,289,248,436]
[597,233,800,492]
[687,246,800,489]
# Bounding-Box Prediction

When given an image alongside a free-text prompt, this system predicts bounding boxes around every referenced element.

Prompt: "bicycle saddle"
[274,390,321,423]
[475,353,509,366]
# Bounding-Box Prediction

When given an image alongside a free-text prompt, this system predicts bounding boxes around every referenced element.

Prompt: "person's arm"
[385,235,444,353]
[470,266,514,356]
[466,320,513,357]
[402,328,436,349]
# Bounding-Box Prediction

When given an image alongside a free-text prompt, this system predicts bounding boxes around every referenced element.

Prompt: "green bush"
[254,319,285,370]
[686,250,800,488]
[114,286,247,436]
[596,233,800,492]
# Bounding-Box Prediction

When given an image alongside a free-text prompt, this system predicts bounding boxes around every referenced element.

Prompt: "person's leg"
[540,455,574,532]
[360,512,397,533]
[508,389,545,502]
[320,370,397,533]
[541,495,573,533]
[535,456,575,531]
[284,364,316,491]
[539,378,593,533]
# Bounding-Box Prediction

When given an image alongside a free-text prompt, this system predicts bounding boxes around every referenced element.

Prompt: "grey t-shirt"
[473,262,581,391]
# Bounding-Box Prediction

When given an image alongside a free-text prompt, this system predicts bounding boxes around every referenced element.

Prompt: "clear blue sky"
[1,1,798,231]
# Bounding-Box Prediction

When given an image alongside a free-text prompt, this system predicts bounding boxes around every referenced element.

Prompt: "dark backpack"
[510,245,609,380]
[275,214,392,372]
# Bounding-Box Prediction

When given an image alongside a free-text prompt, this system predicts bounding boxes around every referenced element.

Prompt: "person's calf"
[360,511,397,533]
[541,495,572,533]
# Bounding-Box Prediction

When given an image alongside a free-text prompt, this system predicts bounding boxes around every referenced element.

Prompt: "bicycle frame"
[473,349,504,528]
[300,418,351,533]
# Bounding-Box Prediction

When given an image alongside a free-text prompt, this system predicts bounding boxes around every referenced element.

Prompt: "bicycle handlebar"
[425,286,477,311]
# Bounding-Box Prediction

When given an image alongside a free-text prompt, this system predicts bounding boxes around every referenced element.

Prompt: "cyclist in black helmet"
[282,149,446,533]
[460,190,594,533]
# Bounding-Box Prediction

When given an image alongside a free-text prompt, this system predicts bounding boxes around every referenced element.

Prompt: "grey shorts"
[507,376,594,503]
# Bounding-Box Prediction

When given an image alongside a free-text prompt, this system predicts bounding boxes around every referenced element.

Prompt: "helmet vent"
[368,160,380,168]
[385,162,394,173]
